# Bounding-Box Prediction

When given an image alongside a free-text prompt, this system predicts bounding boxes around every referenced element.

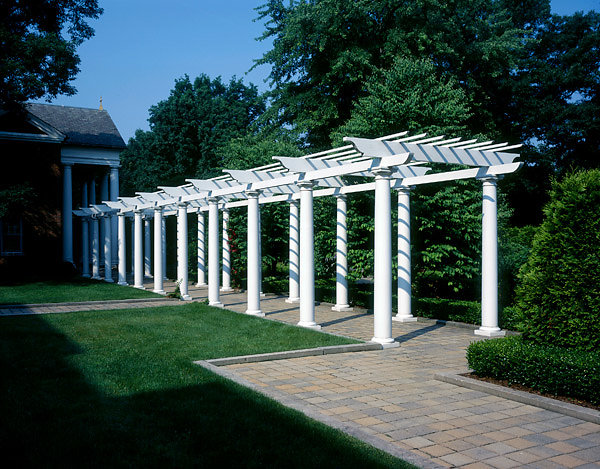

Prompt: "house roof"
[26,103,126,149]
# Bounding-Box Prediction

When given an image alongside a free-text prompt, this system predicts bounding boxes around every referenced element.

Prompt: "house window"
[0,217,24,255]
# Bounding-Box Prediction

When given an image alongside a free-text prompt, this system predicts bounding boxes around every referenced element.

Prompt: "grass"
[0,303,412,468]
[0,277,162,305]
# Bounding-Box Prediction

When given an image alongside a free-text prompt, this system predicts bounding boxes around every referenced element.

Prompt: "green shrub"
[515,169,600,350]
[467,335,600,405]
[413,298,480,324]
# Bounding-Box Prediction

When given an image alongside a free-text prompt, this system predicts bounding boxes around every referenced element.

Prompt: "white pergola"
[74,131,522,345]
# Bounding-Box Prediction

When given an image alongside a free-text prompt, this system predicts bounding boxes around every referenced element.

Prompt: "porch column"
[91,216,101,280]
[81,217,90,277]
[221,208,233,292]
[286,201,300,303]
[134,210,144,289]
[246,191,263,316]
[88,178,96,257]
[333,194,352,311]
[100,171,109,263]
[372,169,396,346]
[298,181,320,329]
[62,162,73,263]
[144,216,152,278]
[110,167,119,264]
[394,187,416,322]
[117,213,127,285]
[208,197,222,307]
[196,211,207,286]
[177,203,191,300]
[153,207,165,294]
[475,177,505,337]
[103,214,113,282]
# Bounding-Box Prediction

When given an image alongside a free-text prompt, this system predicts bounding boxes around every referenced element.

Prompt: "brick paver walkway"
[3,280,599,468]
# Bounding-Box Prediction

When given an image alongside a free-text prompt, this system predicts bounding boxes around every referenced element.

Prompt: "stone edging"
[196,359,444,469]
[197,342,383,367]
[0,297,174,308]
[435,372,600,425]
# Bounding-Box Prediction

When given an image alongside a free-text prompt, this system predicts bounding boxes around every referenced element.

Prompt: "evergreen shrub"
[467,336,600,405]
[515,169,600,350]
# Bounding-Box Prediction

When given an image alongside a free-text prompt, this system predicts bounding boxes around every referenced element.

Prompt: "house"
[0,103,126,280]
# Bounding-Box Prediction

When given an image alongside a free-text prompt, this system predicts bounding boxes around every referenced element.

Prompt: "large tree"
[0,0,103,107]
[120,75,266,195]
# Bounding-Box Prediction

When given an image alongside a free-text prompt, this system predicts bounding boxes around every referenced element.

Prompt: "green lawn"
[0,303,412,467]
[0,277,162,304]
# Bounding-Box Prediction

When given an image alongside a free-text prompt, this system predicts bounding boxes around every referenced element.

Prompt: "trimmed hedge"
[467,335,600,405]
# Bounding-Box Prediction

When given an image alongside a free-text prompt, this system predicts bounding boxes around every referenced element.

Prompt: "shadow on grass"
[0,315,408,468]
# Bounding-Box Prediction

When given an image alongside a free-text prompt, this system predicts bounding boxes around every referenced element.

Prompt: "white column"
[298,181,320,329]
[177,203,191,300]
[110,167,119,264]
[62,163,73,263]
[258,207,264,297]
[394,187,416,322]
[246,191,263,316]
[81,218,90,277]
[91,217,101,280]
[476,177,505,337]
[103,214,113,282]
[153,207,165,294]
[144,217,152,278]
[88,177,95,257]
[221,208,233,292]
[208,197,223,307]
[117,214,127,285]
[134,210,144,289]
[162,216,167,280]
[372,170,397,346]
[130,218,135,276]
[333,195,352,311]
[99,172,109,264]
[286,201,300,303]
[196,211,207,286]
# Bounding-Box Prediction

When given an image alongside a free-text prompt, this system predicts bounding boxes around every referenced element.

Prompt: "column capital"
[372,168,393,179]
[207,196,219,205]
[479,176,498,184]
[63,162,74,168]
[297,180,315,190]
[177,201,188,208]
[396,185,414,194]
[118,212,126,218]
[335,193,347,202]
[154,206,163,214]
[246,190,261,198]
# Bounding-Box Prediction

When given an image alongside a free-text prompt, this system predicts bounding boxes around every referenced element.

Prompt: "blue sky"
[36,0,599,142]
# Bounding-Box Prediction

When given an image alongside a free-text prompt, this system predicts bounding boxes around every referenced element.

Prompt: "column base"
[134,285,146,290]
[297,321,321,330]
[474,327,506,337]
[260,292,266,298]
[153,289,166,295]
[285,297,300,303]
[181,294,192,301]
[145,274,154,279]
[92,275,102,280]
[393,315,417,323]
[118,281,128,286]
[246,310,265,317]
[196,282,208,287]
[332,304,353,312]
[371,337,399,348]
[104,278,114,283]
[82,273,90,278]
[209,301,224,308]
[220,287,234,292]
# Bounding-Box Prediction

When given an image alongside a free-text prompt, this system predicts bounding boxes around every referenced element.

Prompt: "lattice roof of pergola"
[76,131,522,215]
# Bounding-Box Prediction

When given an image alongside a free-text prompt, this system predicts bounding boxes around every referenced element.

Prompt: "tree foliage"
[516,170,600,350]
[0,0,103,107]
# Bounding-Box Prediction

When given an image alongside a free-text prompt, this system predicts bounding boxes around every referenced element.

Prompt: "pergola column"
[394,187,416,322]
[153,207,165,294]
[298,181,320,329]
[134,210,144,289]
[144,216,152,278]
[333,194,352,311]
[221,208,233,292]
[208,197,223,307]
[88,177,96,257]
[100,171,109,263]
[62,162,73,263]
[372,169,397,346]
[246,191,263,316]
[196,211,207,286]
[177,203,191,300]
[81,217,90,277]
[130,218,135,277]
[286,201,300,303]
[117,213,127,285]
[110,167,119,264]
[103,214,113,282]
[475,177,505,337]
[91,216,101,280]
[161,216,167,280]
